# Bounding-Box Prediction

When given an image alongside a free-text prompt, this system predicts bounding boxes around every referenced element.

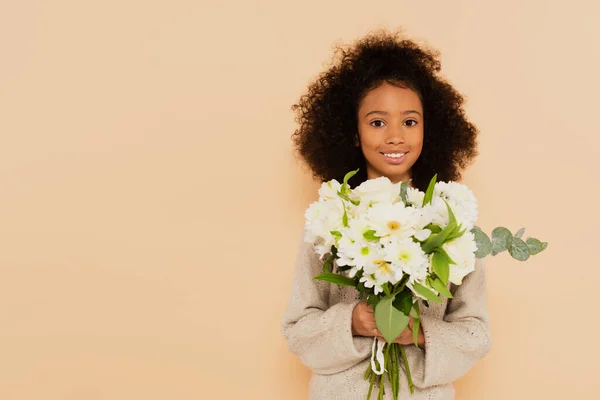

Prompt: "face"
[357,82,424,184]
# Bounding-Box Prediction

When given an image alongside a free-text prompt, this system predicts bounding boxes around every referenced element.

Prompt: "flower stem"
[378,370,385,400]
[400,345,415,394]
[367,372,375,399]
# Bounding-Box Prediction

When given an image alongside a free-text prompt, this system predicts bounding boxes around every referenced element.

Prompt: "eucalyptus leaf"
[422,174,438,207]
[508,237,530,261]
[514,228,525,239]
[374,295,410,344]
[525,237,548,255]
[412,282,443,304]
[313,273,356,287]
[492,227,513,254]
[471,226,492,258]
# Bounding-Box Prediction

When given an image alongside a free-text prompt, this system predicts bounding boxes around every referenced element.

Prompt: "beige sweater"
[280,238,492,400]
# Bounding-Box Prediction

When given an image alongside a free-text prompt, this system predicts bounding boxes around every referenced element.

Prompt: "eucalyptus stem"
[400,345,415,394]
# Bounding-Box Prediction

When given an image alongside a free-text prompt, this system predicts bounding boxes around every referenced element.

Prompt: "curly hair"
[291,29,479,191]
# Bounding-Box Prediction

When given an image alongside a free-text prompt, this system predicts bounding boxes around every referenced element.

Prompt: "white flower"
[317,179,342,201]
[363,257,401,286]
[384,238,429,282]
[366,202,421,243]
[303,198,346,257]
[442,231,478,284]
[336,216,381,271]
[360,273,384,295]
[353,177,401,210]
[406,187,425,208]
[433,181,479,229]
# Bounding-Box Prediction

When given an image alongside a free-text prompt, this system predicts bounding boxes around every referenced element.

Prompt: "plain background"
[1,1,599,399]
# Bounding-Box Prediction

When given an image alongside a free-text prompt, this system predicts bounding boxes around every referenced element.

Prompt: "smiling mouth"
[381,152,407,159]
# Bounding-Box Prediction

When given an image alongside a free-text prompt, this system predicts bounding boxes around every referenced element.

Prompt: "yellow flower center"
[374,259,392,275]
[387,221,401,231]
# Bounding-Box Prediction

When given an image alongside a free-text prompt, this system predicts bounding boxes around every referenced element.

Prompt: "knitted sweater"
[280,238,492,400]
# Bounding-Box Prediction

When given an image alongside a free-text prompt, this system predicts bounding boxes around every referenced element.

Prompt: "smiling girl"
[281,29,491,399]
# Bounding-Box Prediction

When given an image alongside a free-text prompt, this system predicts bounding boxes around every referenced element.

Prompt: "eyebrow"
[364,110,422,117]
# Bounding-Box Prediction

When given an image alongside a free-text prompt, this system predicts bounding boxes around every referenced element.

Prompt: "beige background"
[1,0,598,399]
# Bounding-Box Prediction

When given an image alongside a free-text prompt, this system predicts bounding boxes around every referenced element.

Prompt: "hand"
[351,302,381,337]
[382,316,423,346]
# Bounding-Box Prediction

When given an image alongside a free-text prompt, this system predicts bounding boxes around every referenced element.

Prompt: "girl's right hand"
[351,302,381,337]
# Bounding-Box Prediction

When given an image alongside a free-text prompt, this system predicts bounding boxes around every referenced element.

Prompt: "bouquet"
[303,169,547,399]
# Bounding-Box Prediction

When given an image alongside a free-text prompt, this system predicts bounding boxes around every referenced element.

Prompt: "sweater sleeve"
[280,239,373,375]
[405,258,492,388]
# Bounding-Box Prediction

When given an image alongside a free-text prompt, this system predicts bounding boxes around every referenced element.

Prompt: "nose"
[384,125,405,145]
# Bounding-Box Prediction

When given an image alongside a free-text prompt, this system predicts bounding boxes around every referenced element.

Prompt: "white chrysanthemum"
[406,187,425,208]
[366,202,421,243]
[303,198,345,258]
[360,273,384,295]
[336,216,381,272]
[433,181,479,229]
[384,238,429,281]
[317,179,342,201]
[363,257,401,286]
[443,231,478,284]
[353,177,401,211]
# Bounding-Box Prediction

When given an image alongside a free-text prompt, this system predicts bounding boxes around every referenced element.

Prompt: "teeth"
[384,153,405,158]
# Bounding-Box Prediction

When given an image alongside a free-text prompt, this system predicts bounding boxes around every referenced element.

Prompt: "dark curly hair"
[291,29,479,191]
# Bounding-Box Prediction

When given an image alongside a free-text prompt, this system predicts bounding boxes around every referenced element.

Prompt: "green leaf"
[525,237,548,255]
[431,251,450,284]
[367,294,380,309]
[422,203,458,253]
[321,254,334,273]
[491,227,513,255]
[514,227,525,239]
[445,224,466,242]
[392,290,413,315]
[471,226,492,258]
[337,190,360,206]
[382,282,391,296]
[363,230,379,241]
[424,223,442,234]
[508,237,530,261]
[412,282,443,304]
[342,208,348,227]
[409,302,420,319]
[330,230,342,239]
[433,247,456,265]
[342,169,359,190]
[313,273,356,287]
[400,181,410,205]
[428,276,453,299]
[374,295,410,344]
[422,174,438,207]
[412,317,421,347]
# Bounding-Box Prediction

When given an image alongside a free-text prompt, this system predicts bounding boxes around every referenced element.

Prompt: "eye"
[370,120,385,127]
[404,119,418,127]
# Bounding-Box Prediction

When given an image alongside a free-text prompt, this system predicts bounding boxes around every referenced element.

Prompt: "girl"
[281,29,491,400]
